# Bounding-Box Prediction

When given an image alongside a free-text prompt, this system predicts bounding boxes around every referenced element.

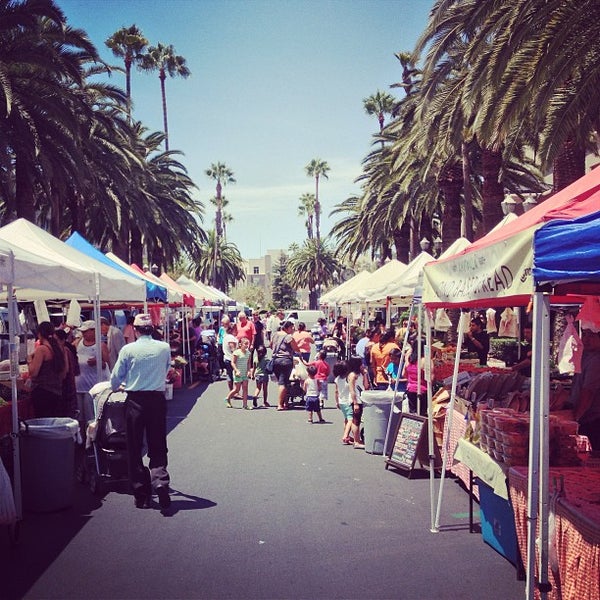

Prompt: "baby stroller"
[83,382,129,496]
[194,330,220,382]
[286,358,306,408]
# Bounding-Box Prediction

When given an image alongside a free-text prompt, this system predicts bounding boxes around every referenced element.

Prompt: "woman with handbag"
[270,320,303,411]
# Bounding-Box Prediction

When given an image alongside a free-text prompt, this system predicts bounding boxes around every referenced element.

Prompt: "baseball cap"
[133,313,153,327]
[79,320,96,332]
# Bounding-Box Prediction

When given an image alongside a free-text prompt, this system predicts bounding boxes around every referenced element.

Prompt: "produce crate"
[476,478,518,565]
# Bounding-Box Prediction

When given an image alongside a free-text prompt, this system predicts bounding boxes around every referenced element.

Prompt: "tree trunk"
[112,213,130,262]
[552,138,585,193]
[125,55,132,122]
[160,69,169,152]
[130,224,143,266]
[15,156,35,222]
[215,180,223,241]
[481,146,505,236]
[437,161,463,247]
[461,141,474,240]
[393,222,410,264]
[314,175,321,243]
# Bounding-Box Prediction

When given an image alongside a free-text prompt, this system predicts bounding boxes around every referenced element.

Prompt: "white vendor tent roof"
[337,259,408,304]
[380,251,435,305]
[0,219,145,301]
[176,275,231,303]
[0,238,95,301]
[320,270,371,305]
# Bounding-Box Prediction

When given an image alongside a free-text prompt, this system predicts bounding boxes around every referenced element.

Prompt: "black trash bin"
[20,417,79,512]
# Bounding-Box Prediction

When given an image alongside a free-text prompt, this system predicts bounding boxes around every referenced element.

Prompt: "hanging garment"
[557,315,583,375]
[498,307,518,338]
[486,308,497,334]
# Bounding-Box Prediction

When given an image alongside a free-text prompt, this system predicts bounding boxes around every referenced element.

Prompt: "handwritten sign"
[386,414,427,476]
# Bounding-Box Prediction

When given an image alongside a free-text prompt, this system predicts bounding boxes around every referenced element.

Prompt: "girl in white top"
[303,365,325,423]
[334,361,353,444]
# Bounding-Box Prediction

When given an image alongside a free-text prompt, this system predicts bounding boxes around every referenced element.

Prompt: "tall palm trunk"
[438,161,463,246]
[15,156,35,221]
[125,55,132,122]
[130,224,143,266]
[159,68,169,151]
[461,141,474,240]
[215,181,223,241]
[314,175,322,243]
[112,213,130,262]
[552,138,585,193]
[481,146,505,236]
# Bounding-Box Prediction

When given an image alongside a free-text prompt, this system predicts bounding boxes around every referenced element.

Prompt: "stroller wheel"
[89,471,105,496]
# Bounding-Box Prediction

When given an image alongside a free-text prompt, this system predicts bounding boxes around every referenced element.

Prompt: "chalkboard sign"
[385,414,428,477]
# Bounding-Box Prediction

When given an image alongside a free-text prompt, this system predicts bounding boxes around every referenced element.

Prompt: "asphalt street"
[1,377,525,599]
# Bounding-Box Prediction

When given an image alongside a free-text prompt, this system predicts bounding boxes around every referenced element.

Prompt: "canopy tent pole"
[93,273,103,382]
[425,307,436,532]
[383,300,416,454]
[416,300,423,415]
[526,292,551,599]
[433,309,467,532]
[8,282,22,520]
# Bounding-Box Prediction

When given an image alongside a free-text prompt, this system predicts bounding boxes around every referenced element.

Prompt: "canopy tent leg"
[526,292,551,599]
[425,307,437,533]
[433,309,467,532]
[383,301,416,453]
[8,283,22,520]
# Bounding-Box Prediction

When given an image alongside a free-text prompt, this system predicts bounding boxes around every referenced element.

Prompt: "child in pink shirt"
[309,350,330,408]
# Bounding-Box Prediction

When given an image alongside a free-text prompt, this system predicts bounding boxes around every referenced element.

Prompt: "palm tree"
[0,0,99,221]
[205,162,235,243]
[139,42,190,151]
[363,90,396,148]
[304,158,330,243]
[192,229,245,292]
[297,193,316,239]
[105,25,148,121]
[287,239,341,310]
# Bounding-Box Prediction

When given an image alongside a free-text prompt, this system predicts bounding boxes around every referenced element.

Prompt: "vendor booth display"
[421,167,600,600]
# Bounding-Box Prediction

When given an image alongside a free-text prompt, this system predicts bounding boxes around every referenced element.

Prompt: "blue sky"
[56,0,433,260]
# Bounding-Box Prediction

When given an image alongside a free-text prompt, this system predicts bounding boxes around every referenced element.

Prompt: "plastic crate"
[476,478,518,565]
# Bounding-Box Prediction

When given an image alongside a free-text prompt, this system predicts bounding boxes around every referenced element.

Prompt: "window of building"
[253,266,260,275]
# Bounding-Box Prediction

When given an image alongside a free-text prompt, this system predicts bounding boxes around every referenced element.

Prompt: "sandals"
[341,437,352,445]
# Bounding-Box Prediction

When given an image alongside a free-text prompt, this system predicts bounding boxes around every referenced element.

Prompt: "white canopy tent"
[376,251,435,306]
[0,220,146,303]
[0,239,104,522]
[319,270,371,305]
[337,259,408,305]
[176,275,231,304]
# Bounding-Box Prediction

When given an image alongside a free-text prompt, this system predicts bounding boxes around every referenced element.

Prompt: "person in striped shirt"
[225,336,252,410]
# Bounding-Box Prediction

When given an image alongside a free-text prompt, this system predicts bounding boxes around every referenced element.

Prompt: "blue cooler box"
[476,479,518,565]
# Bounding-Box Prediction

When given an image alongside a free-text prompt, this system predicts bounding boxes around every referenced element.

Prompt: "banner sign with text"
[422,226,537,308]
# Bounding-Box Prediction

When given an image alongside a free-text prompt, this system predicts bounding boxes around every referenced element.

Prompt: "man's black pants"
[125,391,170,498]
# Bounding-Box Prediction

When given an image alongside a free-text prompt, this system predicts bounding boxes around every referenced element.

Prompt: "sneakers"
[243,405,253,410]
[156,485,171,510]
[225,399,233,408]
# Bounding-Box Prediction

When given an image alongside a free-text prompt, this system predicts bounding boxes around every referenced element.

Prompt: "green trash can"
[20,417,79,512]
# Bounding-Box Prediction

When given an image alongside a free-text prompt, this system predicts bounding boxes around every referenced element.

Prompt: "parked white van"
[283,310,326,331]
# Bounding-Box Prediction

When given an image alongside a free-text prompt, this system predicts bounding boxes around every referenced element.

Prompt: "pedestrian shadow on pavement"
[159,488,217,517]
